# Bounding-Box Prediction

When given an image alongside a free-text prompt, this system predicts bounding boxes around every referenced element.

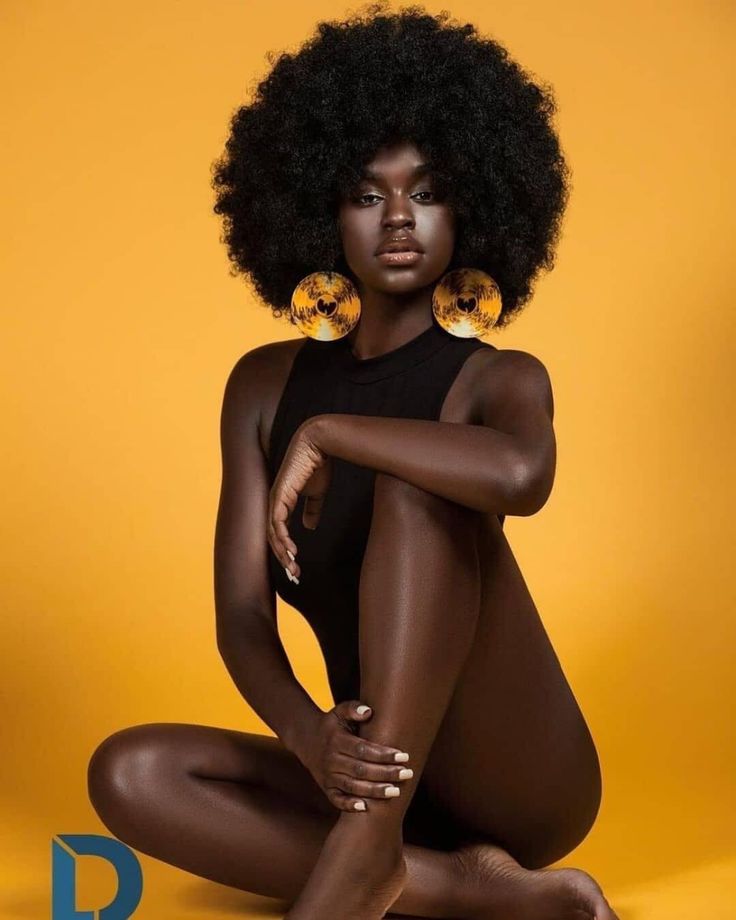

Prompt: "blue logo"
[51,834,143,919]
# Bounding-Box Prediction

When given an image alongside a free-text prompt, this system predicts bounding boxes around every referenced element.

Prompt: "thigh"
[89,722,334,818]
[419,513,603,865]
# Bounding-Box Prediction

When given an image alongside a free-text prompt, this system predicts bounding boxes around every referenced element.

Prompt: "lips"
[375,235,424,256]
[376,250,422,266]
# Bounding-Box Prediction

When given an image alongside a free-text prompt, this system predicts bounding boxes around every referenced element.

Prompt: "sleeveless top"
[266,320,503,704]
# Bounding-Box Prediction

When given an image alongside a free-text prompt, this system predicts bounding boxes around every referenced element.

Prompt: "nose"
[381,193,415,230]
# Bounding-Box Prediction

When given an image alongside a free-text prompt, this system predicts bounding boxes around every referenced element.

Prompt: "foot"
[454,841,620,920]
[285,818,408,920]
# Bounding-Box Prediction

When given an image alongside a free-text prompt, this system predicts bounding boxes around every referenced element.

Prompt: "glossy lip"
[376,250,422,266]
[375,233,424,255]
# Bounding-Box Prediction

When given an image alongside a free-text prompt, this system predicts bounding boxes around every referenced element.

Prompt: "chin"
[375,280,425,297]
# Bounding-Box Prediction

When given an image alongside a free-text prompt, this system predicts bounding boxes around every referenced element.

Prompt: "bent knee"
[87,723,182,820]
[373,471,480,528]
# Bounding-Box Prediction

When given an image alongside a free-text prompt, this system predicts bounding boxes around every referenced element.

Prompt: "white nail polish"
[398,768,413,780]
[354,800,366,811]
[384,786,400,797]
[286,549,296,561]
[394,752,409,763]
[285,567,294,582]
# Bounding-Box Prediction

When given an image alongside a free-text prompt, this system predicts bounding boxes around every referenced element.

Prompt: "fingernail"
[285,567,296,583]
[356,705,371,715]
[354,800,366,811]
[384,786,400,797]
[398,768,413,780]
[394,752,409,763]
[287,549,296,561]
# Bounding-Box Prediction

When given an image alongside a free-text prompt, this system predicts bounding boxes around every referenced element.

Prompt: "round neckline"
[331,320,455,384]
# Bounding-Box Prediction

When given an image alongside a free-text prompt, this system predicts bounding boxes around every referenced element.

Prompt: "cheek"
[340,216,376,265]
[422,209,455,258]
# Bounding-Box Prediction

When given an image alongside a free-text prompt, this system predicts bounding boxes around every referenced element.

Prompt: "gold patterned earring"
[432,268,502,338]
[290,271,361,341]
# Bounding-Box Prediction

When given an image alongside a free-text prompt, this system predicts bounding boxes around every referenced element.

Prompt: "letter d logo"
[52,834,143,919]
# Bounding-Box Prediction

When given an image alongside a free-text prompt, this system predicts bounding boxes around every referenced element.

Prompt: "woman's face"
[337,140,455,297]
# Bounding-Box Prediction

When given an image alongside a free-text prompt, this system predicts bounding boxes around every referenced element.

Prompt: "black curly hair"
[211,2,571,328]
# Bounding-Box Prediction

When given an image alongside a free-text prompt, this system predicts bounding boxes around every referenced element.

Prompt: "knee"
[87,723,176,833]
[373,471,480,532]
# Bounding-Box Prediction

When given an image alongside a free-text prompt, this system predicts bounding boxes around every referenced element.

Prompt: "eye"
[354,193,382,205]
[351,189,436,205]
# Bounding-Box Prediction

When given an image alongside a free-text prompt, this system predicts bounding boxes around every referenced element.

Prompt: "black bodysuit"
[267,320,504,706]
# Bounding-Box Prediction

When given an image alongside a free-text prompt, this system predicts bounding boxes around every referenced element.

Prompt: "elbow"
[216,606,275,658]
[501,458,553,517]
[216,615,242,660]
[217,627,248,667]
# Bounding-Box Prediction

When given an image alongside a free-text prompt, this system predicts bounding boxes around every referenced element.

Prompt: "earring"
[432,268,502,338]
[290,271,361,341]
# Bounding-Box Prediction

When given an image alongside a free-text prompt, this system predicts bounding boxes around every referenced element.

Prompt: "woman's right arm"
[214,347,322,758]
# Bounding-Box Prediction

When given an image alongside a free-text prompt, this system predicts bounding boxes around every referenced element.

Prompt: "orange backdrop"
[2,1,734,917]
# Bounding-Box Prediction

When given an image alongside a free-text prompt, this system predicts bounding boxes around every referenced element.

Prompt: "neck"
[347,285,434,360]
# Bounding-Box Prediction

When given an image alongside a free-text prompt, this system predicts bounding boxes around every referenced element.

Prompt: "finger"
[334,700,373,723]
[301,494,325,531]
[268,512,299,576]
[342,736,411,765]
[270,493,292,545]
[267,533,300,584]
[272,497,298,559]
[284,548,300,580]
[331,752,414,785]
[327,788,368,813]
[271,479,299,531]
[273,515,294,555]
[267,521,290,573]
[331,772,403,801]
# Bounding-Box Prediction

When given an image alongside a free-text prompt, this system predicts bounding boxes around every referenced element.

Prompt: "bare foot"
[454,841,620,920]
[543,866,620,920]
[285,818,407,920]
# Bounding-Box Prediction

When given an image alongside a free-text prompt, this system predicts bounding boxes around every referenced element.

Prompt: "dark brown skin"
[87,141,619,919]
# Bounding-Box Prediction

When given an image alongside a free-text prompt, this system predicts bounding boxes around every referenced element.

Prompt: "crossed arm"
[268,349,557,571]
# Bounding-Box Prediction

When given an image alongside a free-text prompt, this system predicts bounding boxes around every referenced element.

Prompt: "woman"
[87,6,618,919]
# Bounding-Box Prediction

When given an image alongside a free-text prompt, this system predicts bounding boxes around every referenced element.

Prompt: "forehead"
[361,140,428,178]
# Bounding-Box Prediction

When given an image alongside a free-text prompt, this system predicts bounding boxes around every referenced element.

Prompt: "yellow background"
[2,1,734,917]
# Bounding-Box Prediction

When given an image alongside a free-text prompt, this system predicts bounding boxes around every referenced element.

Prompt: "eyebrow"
[359,162,433,181]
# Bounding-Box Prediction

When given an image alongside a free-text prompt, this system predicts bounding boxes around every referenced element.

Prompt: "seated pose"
[87,7,619,919]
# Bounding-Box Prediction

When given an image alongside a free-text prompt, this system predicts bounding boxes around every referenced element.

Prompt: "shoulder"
[226,337,306,383]
[470,346,554,426]
[223,337,307,404]
[219,338,308,449]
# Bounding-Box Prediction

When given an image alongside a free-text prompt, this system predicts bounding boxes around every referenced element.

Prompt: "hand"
[297,701,414,813]
[268,418,332,580]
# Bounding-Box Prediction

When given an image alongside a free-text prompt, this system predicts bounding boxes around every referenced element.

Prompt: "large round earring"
[432,268,502,338]
[290,271,361,341]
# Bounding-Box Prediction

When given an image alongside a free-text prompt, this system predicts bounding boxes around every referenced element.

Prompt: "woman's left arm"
[312,350,556,517]
[268,350,555,572]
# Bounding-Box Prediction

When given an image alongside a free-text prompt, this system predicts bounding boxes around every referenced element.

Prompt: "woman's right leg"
[86,722,475,918]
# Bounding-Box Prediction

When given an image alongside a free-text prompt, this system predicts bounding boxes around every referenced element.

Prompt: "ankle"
[335,809,404,847]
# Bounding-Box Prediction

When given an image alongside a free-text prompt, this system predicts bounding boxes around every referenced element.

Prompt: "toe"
[596,897,620,920]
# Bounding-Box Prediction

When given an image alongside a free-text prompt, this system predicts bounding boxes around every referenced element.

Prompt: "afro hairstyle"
[211,3,571,328]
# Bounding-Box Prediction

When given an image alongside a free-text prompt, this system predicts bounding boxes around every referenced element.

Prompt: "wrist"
[306,413,340,454]
[282,702,323,759]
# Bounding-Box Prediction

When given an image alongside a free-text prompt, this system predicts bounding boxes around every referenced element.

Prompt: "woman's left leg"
[285,472,616,920]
